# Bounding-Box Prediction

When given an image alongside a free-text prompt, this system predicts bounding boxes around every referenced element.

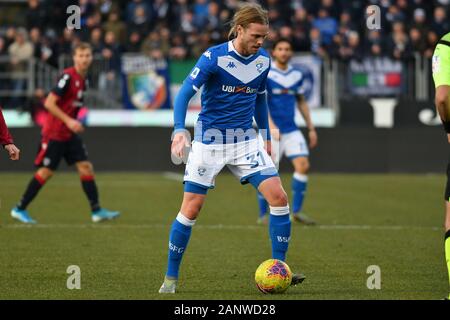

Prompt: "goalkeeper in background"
[432,32,450,300]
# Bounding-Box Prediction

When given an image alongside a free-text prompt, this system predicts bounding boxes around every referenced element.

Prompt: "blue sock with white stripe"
[257,192,268,218]
[166,212,195,279]
[269,206,291,261]
[292,173,308,214]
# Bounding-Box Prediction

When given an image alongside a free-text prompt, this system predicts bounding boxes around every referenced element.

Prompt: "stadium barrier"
[0,125,446,173]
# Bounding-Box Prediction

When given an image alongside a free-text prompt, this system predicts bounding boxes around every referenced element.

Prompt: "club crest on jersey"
[197,167,207,176]
[255,59,264,73]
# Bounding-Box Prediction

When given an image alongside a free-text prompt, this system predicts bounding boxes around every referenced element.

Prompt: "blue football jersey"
[184,41,271,143]
[267,64,305,134]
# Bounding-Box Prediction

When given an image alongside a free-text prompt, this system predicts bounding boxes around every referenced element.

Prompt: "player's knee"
[77,162,94,176]
[268,189,288,207]
[293,157,309,174]
[36,168,53,181]
[181,195,205,219]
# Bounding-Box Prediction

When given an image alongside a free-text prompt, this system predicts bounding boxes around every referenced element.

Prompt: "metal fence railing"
[0,53,437,112]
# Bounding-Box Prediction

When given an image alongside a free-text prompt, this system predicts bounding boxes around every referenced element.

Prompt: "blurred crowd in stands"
[1,0,450,64]
[0,0,449,111]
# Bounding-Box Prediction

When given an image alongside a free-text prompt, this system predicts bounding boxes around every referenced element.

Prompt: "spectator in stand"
[312,8,338,46]
[169,33,188,60]
[128,4,152,36]
[424,30,440,58]
[180,11,196,34]
[59,28,75,55]
[90,27,104,55]
[80,11,103,41]
[431,6,450,36]
[169,0,190,32]
[141,31,161,55]
[192,0,210,30]
[291,8,311,52]
[152,0,170,26]
[99,31,122,99]
[338,11,356,36]
[205,1,221,39]
[410,8,429,36]
[8,28,34,108]
[409,27,427,55]
[159,27,171,57]
[29,28,42,60]
[319,0,341,18]
[79,0,97,28]
[126,0,152,24]
[5,27,16,50]
[385,3,406,27]
[125,31,142,53]
[26,0,47,30]
[309,27,328,58]
[190,33,212,58]
[0,37,9,107]
[387,21,412,60]
[365,29,385,57]
[103,11,127,45]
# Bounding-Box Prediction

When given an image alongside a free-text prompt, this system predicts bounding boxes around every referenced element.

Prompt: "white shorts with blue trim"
[184,138,278,189]
[271,129,309,166]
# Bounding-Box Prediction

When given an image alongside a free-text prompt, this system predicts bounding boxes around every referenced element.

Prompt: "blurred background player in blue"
[257,39,318,226]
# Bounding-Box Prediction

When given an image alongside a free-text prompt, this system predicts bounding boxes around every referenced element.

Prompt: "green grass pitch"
[0,172,448,299]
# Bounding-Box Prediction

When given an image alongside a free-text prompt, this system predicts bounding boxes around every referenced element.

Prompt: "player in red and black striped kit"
[0,107,20,160]
[11,43,119,224]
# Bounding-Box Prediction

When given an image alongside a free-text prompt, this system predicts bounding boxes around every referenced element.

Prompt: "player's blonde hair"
[228,3,269,39]
[72,42,92,56]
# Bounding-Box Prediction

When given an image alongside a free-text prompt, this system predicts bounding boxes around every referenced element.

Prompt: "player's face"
[239,23,269,55]
[272,42,292,65]
[73,48,93,72]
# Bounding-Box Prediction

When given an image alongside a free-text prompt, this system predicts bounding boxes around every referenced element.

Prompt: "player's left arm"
[254,65,272,154]
[297,95,318,149]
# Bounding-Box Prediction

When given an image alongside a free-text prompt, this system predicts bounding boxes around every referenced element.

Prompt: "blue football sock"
[269,207,291,261]
[292,173,308,214]
[166,213,195,279]
[257,192,268,218]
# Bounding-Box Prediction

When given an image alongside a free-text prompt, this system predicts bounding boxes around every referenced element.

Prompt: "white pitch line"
[0,223,441,231]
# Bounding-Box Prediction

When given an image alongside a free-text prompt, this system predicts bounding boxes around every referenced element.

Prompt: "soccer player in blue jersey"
[256,39,318,226]
[159,4,305,293]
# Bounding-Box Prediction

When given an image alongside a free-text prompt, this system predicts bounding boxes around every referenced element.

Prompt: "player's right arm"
[0,108,20,160]
[171,50,216,158]
[44,73,84,134]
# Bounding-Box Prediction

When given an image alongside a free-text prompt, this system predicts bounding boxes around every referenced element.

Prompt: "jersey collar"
[228,40,254,60]
[272,63,293,74]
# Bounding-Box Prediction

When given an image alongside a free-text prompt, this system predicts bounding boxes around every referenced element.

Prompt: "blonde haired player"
[159,3,305,293]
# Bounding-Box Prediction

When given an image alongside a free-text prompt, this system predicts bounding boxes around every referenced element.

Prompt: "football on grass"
[255,259,292,294]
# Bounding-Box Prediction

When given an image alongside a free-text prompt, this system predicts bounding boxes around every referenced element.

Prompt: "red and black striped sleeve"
[0,108,13,146]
